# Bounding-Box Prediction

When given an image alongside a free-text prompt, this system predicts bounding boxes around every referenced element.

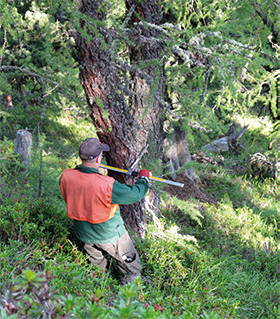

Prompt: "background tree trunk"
[75,0,166,237]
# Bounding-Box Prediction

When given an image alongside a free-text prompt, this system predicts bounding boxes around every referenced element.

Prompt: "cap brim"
[101,144,110,152]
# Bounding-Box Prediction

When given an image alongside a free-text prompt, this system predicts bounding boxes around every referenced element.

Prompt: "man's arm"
[111,178,149,205]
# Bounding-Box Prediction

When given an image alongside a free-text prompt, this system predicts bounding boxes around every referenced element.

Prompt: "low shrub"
[0,198,71,244]
[0,267,225,319]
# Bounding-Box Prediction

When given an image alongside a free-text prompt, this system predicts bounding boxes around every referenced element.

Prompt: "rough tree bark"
[75,0,166,237]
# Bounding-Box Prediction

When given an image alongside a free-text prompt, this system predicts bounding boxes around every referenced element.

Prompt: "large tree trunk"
[75,0,165,237]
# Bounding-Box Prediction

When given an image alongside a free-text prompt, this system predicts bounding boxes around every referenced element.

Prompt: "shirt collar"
[75,165,100,174]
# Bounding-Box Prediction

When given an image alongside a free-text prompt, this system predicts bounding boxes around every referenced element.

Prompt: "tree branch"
[0,65,85,101]
[0,30,6,67]
[203,64,212,105]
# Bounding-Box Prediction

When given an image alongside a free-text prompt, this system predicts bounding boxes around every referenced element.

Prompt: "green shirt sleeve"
[111,178,149,205]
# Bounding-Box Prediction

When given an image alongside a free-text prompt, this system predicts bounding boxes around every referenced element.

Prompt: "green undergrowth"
[0,190,278,318]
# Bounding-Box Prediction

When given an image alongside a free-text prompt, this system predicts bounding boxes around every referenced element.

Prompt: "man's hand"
[139,169,151,182]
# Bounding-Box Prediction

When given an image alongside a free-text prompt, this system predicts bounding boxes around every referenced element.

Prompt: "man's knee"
[84,243,108,269]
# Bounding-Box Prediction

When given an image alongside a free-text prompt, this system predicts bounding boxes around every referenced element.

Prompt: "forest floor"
[164,173,217,204]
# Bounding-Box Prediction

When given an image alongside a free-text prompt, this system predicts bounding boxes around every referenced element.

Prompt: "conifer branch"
[0,65,85,101]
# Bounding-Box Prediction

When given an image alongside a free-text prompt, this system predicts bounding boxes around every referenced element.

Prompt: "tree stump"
[202,136,229,153]
[202,122,249,153]
[248,152,276,180]
[163,124,199,183]
[15,129,32,165]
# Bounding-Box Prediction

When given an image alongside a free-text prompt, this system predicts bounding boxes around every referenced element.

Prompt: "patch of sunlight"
[171,197,204,226]
[214,198,277,251]
[56,116,72,127]
[25,7,49,28]
[234,114,274,135]
[55,110,96,140]
[106,0,126,28]
[148,219,198,251]
[165,224,198,245]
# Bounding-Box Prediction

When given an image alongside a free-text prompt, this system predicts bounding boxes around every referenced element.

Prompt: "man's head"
[79,138,110,161]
